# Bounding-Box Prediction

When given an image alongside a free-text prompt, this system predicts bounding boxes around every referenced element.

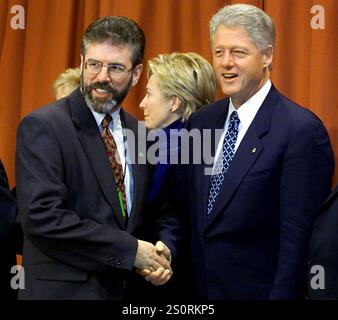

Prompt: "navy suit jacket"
[185,84,334,300]
[308,185,338,299]
[15,89,155,299]
[0,160,18,299]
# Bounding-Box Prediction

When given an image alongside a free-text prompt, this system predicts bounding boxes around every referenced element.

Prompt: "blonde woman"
[138,52,216,300]
[140,52,216,129]
[53,68,80,100]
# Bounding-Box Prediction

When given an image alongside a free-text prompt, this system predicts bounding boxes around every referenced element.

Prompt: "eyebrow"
[214,45,248,49]
[231,46,248,51]
[88,58,126,67]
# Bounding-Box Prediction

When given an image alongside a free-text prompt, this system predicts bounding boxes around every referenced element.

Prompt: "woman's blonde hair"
[53,68,81,99]
[147,52,216,120]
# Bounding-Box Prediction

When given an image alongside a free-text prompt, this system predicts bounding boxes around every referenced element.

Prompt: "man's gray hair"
[210,4,275,52]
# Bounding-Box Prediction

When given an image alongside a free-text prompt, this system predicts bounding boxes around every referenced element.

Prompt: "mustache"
[86,81,114,93]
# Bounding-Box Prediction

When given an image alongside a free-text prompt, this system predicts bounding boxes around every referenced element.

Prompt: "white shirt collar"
[90,107,122,130]
[227,79,272,130]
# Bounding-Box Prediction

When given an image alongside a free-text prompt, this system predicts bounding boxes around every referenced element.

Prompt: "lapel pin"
[251,147,256,154]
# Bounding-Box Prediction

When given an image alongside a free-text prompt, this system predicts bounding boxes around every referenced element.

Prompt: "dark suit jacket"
[308,185,338,299]
[184,84,334,300]
[15,89,154,300]
[134,120,189,301]
[0,159,18,299]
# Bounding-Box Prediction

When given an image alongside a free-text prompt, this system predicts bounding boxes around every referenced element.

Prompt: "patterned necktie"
[101,114,127,220]
[207,111,240,216]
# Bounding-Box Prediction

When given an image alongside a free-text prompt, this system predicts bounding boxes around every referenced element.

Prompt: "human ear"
[170,96,182,112]
[131,64,143,86]
[263,45,273,68]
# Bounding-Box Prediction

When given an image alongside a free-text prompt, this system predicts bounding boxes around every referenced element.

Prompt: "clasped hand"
[134,240,172,286]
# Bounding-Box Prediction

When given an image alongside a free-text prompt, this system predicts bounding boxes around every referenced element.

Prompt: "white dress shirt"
[90,107,133,216]
[213,79,272,171]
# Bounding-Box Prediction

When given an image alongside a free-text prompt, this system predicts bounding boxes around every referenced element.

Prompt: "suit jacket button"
[204,237,212,245]
[116,260,122,266]
[108,257,117,264]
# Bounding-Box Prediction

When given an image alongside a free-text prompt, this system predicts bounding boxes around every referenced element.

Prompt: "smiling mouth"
[94,88,111,94]
[222,73,238,79]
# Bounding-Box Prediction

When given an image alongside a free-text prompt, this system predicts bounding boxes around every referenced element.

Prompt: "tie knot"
[229,111,240,128]
[102,114,112,129]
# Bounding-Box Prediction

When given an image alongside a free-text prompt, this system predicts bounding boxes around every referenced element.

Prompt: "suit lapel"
[205,128,263,228]
[319,185,338,210]
[204,86,280,229]
[69,89,125,229]
[193,100,229,228]
[121,110,145,232]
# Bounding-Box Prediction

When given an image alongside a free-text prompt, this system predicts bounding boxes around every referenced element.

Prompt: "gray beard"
[84,94,117,114]
[80,70,132,114]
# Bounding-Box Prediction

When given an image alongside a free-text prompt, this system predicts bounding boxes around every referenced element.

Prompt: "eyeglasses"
[84,58,134,81]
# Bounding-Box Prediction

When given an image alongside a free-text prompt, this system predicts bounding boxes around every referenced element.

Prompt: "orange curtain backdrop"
[0,0,337,186]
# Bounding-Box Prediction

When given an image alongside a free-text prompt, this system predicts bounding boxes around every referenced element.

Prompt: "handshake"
[134,240,172,286]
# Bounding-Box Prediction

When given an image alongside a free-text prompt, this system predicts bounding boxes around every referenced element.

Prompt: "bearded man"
[15,16,175,300]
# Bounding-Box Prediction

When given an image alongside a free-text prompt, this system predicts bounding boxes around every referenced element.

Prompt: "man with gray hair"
[184,4,334,299]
